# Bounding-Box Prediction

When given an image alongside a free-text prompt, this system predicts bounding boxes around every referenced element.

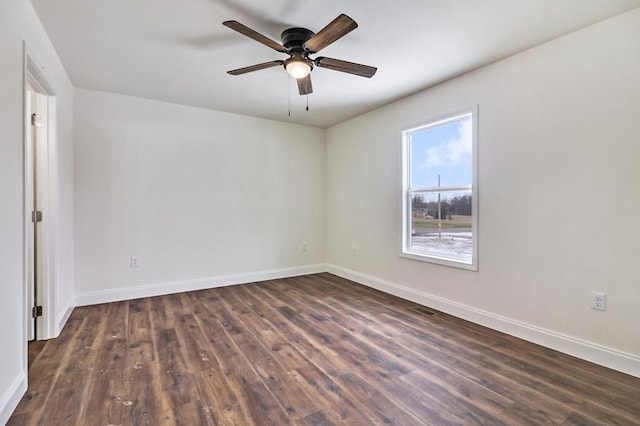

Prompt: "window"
[401,106,477,270]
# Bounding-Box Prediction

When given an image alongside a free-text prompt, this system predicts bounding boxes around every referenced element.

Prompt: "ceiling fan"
[223,14,377,95]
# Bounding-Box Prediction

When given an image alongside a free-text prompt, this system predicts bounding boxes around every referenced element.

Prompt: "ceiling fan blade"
[297,74,313,95]
[223,20,287,53]
[315,57,377,78]
[303,14,358,53]
[227,60,284,75]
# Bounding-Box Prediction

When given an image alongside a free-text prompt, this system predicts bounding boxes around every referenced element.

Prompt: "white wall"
[326,9,640,376]
[0,0,74,423]
[74,89,325,303]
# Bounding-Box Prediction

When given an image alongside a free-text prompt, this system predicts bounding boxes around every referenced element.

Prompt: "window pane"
[410,190,472,261]
[411,115,472,188]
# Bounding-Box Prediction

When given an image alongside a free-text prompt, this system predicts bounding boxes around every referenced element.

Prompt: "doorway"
[23,48,57,343]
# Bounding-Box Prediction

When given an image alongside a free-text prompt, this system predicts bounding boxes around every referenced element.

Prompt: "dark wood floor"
[9,273,640,425]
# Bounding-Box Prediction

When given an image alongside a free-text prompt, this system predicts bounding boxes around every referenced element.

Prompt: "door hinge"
[32,210,43,223]
[32,305,43,318]
[31,113,42,127]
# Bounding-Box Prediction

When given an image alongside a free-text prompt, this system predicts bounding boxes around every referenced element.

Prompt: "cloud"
[421,119,472,169]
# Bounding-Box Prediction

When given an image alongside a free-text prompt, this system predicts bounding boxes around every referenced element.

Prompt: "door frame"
[23,42,58,342]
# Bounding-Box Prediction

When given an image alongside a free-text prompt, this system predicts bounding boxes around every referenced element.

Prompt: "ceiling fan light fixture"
[285,58,312,79]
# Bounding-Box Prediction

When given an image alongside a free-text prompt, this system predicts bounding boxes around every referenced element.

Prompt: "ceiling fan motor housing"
[281,27,315,52]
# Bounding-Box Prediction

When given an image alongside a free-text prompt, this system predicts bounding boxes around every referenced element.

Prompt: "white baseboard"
[75,264,327,307]
[326,264,640,378]
[0,370,27,425]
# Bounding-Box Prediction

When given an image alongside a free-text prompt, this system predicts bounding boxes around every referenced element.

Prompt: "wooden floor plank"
[231,284,353,377]
[193,367,253,426]
[11,311,85,417]
[320,285,585,414]
[76,300,130,425]
[8,273,640,425]
[42,304,114,425]
[334,297,580,422]
[335,372,429,425]
[290,365,373,425]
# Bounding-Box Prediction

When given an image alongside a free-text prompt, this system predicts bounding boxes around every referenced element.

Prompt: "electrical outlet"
[591,291,606,311]
[130,256,139,268]
[352,246,357,256]
[301,241,307,252]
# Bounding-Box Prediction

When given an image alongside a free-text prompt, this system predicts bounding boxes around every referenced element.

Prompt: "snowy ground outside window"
[411,232,472,258]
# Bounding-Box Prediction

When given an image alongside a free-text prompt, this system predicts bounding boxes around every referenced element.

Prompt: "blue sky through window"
[410,116,472,188]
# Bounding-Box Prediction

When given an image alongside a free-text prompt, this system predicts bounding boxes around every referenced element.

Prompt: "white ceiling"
[30,0,640,128]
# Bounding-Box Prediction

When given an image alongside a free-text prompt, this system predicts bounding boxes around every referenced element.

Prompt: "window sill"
[400,250,477,271]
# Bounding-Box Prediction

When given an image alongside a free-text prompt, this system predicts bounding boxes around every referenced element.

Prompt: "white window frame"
[401,105,478,271]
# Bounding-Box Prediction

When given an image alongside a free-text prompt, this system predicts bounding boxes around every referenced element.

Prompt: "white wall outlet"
[591,291,606,311]
[301,241,307,252]
[352,246,357,256]
[130,256,139,268]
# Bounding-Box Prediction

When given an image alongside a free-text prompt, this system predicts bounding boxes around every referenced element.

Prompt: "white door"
[25,87,48,340]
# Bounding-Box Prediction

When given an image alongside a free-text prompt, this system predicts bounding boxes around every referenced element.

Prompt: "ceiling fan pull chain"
[288,76,292,117]
[306,95,309,112]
